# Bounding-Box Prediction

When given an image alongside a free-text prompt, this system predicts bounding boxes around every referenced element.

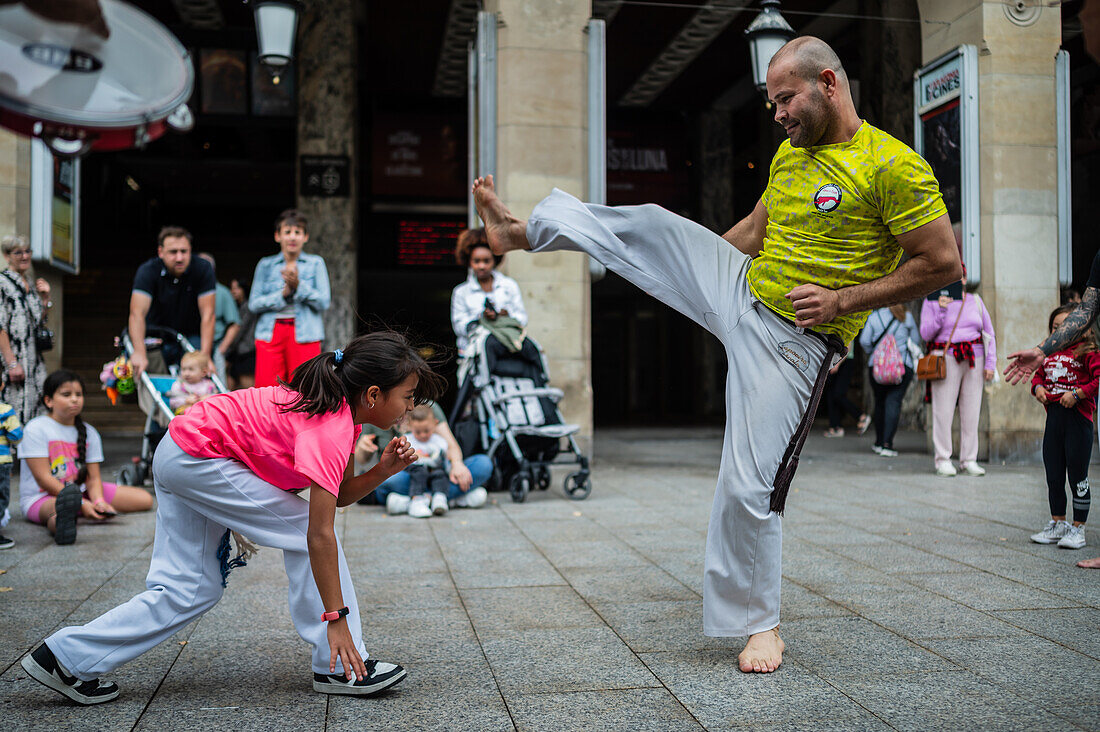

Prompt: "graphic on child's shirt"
[47,440,82,483]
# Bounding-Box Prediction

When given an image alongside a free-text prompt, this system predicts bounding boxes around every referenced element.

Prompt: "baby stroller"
[450,330,591,503]
[115,325,228,486]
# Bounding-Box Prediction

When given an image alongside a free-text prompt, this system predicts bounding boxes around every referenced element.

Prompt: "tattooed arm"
[1004,287,1100,384]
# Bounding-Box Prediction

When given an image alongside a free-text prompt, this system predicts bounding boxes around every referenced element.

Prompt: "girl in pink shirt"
[21,331,445,706]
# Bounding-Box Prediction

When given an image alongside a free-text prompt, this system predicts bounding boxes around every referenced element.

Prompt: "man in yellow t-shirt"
[471,36,960,678]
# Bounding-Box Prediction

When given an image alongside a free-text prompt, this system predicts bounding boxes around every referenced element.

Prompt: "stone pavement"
[1,427,1098,731]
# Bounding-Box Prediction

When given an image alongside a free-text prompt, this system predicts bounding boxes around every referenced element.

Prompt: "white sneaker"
[1057,524,1087,549]
[959,461,986,477]
[935,462,957,477]
[1030,519,1071,544]
[430,492,448,516]
[454,486,487,509]
[871,445,884,455]
[386,493,411,515]
[878,447,898,458]
[408,495,432,518]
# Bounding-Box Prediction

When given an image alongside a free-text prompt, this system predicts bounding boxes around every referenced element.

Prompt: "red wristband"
[321,606,350,622]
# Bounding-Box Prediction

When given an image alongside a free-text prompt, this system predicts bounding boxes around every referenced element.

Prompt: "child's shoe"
[1057,524,1087,550]
[54,483,81,545]
[313,659,406,696]
[1030,519,1071,544]
[385,493,411,515]
[21,643,119,705]
[407,495,432,518]
[0,533,13,549]
[454,486,488,509]
[430,492,448,516]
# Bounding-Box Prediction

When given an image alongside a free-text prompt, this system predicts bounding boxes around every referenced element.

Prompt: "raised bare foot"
[738,627,784,673]
[472,175,530,255]
[1078,556,1100,569]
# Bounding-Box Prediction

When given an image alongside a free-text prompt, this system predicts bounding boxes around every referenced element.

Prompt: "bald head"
[768,36,848,86]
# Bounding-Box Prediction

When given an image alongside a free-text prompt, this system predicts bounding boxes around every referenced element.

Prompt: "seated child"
[404,405,450,518]
[166,351,218,414]
[21,370,153,545]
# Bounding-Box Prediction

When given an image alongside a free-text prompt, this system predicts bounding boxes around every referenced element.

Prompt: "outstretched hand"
[378,436,417,476]
[785,285,840,328]
[1004,347,1045,385]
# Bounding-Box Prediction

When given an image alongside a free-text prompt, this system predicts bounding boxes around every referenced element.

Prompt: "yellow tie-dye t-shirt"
[747,122,947,344]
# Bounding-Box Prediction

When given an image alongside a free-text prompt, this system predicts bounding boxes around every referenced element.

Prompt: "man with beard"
[471,36,960,673]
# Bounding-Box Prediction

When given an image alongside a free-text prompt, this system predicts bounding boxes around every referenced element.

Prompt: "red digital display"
[396,219,464,266]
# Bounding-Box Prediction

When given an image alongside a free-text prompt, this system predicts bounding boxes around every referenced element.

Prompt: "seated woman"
[355,401,491,513]
[450,227,527,358]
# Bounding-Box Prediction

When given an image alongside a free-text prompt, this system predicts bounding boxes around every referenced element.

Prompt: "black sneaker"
[312,659,407,696]
[53,483,81,545]
[20,643,120,705]
[0,533,13,549]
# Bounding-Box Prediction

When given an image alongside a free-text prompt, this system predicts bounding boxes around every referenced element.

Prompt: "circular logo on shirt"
[813,184,843,213]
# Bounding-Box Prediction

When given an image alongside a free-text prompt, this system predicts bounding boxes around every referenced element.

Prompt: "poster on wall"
[914,45,979,285]
[370,113,466,199]
[30,140,80,274]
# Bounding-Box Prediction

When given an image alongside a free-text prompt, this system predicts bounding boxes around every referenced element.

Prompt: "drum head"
[0,0,194,150]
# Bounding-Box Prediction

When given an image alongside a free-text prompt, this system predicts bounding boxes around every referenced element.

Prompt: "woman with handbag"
[0,235,51,424]
[919,266,996,477]
[858,304,919,457]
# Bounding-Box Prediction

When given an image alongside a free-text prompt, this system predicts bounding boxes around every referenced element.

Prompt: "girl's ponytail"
[73,414,89,486]
[280,330,446,417]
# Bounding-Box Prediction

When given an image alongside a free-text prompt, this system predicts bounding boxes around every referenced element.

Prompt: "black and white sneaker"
[313,660,407,696]
[0,533,14,549]
[21,643,120,705]
[53,483,81,545]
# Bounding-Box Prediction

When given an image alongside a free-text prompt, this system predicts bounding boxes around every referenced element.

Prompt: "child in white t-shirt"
[20,370,153,544]
[404,405,449,518]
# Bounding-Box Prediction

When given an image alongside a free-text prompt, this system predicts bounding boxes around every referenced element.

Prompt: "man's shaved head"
[769,36,847,85]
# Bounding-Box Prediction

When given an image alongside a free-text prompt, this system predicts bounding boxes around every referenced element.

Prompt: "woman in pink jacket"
[919,266,997,477]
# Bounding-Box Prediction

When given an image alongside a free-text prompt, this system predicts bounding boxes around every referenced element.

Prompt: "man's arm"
[197,291,216,358]
[1004,286,1100,384]
[720,198,767,257]
[218,323,240,355]
[128,292,152,376]
[787,213,960,328]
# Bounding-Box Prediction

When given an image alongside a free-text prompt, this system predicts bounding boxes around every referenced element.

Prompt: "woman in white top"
[450,228,527,357]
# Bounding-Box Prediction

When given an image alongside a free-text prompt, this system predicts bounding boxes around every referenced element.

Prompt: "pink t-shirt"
[168,386,360,497]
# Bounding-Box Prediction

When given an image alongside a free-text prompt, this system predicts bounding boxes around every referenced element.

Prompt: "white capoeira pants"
[529,189,835,636]
[46,434,367,680]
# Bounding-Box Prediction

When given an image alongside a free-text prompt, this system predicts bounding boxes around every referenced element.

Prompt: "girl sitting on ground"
[19,370,153,545]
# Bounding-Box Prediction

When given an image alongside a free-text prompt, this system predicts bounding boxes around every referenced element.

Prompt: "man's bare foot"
[472,175,530,255]
[1078,556,1100,569]
[738,627,784,673]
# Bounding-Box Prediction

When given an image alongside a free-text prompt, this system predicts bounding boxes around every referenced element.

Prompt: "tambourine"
[0,0,195,156]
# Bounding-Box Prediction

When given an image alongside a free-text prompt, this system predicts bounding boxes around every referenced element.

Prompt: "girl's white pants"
[528,189,830,636]
[46,434,366,680]
[930,348,986,465]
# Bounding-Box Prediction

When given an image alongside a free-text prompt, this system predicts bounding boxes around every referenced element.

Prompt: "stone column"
[917,0,1061,459]
[296,0,357,350]
[484,0,593,455]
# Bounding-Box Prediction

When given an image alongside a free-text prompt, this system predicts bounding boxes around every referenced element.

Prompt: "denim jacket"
[249,252,331,343]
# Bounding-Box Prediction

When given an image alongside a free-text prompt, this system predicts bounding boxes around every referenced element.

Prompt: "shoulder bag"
[916,296,965,381]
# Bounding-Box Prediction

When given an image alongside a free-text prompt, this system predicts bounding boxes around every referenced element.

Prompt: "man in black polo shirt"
[128,226,216,377]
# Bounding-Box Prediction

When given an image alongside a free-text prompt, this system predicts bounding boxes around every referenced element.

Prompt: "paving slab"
[508,688,704,731]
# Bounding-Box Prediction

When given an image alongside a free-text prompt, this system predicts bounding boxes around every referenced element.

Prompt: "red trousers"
[254,319,322,388]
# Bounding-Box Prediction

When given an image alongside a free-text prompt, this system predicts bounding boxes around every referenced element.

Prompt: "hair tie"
[333,349,343,365]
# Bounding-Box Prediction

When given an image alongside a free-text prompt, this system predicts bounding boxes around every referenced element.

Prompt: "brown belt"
[765,310,847,515]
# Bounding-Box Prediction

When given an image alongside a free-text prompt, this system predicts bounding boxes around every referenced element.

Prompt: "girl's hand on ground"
[81,500,107,520]
[378,436,416,476]
[326,619,366,681]
[93,499,117,517]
